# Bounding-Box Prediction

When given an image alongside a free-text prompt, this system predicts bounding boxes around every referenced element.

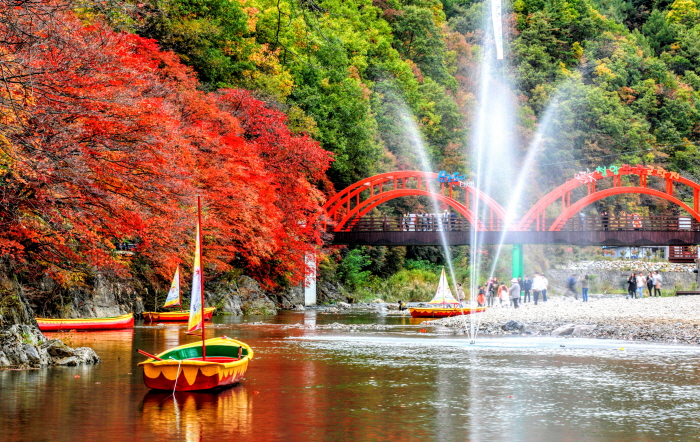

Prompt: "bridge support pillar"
[512,244,524,279]
[304,252,317,306]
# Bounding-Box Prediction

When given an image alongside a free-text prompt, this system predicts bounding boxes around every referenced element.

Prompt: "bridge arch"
[323,171,507,232]
[517,164,700,231]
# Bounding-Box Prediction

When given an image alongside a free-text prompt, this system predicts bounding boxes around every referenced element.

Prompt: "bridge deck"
[329,215,700,246]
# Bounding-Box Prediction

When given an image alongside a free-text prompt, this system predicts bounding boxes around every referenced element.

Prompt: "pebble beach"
[428,295,700,345]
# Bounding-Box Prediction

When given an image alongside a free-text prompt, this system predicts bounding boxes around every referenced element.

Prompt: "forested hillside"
[2,0,700,300]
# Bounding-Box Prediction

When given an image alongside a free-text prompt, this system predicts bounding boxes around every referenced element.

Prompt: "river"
[1,311,700,441]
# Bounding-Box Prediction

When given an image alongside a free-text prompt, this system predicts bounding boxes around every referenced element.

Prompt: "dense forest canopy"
[2,0,700,294]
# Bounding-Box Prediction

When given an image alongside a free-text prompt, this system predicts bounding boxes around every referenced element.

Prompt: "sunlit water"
[2,311,700,442]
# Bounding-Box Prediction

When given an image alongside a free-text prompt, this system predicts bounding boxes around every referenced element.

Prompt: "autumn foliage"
[0,0,332,288]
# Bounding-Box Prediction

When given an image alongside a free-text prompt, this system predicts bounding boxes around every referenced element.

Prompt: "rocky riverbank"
[428,295,700,345]
[0,325,100,369]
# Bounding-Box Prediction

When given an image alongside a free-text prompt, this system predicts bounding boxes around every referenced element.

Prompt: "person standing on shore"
[456,283,465,306]
[636,272,646,298]
[627,272,637,299]
[477,286,486,307]
[567,275,579,300]
[522,276,532,303]
[646,272,654,297]
[509,278,521,309]
[542,274,549,302]
[486,277,496,307]
[498,283,508,307]
[581,274,589,302]
[653,271,663,297]
[532,272,543,305]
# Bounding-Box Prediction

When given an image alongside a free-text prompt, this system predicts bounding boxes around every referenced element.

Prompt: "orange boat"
[408,268,487,318]
[409,306,486,318]
[143,307,216,322]
[142,265,216,322]
[36,313,134,331]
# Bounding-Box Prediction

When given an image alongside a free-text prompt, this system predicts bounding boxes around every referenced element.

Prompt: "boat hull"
[139,337,253,392]
[142,307,216,322]
[409,307,486,318]
[35,313,134,331]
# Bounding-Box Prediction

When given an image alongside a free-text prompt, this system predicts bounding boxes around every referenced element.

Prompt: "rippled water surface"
[2,311,700,441]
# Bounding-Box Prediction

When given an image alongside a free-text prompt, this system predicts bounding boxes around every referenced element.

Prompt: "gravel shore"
[428,295,700,345]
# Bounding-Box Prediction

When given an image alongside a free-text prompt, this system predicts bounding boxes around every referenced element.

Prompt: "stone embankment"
[431,295,700,345]
[556,260,695,273]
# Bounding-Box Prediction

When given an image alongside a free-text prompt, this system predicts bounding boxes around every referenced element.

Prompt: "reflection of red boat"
[409,307,486,318]
[142,307,215,322]
[35,313,134,331]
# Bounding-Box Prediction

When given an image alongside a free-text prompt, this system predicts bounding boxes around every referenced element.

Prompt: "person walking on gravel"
[581,274,590,302]
[653,271,663,297]
[636,272,646,299]
[627,272,637,299]
[532,272,544,305]
[509,278,521,309]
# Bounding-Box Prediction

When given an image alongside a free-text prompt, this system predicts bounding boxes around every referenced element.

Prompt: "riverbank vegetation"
[2,0,700,310]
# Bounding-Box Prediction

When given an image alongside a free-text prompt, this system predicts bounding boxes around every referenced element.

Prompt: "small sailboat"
[142,265,216,322]
[139,197,253,391]
[409,268,486,318]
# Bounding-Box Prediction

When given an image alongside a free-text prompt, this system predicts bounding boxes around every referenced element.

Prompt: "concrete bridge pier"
[512,244,524,280]
[304,252,317,306]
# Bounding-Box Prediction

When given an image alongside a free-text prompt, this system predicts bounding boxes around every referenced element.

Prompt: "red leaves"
[0,2,333,288]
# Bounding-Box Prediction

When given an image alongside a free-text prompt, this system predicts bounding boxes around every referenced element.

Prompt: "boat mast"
[197,196,206,361]
[177,264,183,312]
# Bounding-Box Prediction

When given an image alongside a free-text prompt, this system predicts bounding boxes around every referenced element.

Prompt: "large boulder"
[502,320,525,332]
[551,324,576,336]
[0,325,99,368]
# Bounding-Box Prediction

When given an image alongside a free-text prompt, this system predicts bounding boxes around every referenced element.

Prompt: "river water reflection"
[2,311,700,441]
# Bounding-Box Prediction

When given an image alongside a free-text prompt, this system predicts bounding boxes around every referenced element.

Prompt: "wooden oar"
[138,349,163,361]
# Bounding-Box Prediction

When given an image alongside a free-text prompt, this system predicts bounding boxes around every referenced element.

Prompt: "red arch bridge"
[322,168,700,276]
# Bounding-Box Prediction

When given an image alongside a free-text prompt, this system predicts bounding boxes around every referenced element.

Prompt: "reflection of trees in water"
[141,387,251,439]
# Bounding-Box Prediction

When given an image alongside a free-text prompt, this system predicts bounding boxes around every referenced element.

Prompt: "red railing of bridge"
[323,166,700,233]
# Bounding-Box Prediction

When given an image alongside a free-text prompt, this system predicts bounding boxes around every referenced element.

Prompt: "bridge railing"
[339,215,700,232]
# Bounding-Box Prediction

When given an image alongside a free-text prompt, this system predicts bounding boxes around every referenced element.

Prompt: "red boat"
[35,313,134,331]
[409,306,486,318]
[142,307,216,322]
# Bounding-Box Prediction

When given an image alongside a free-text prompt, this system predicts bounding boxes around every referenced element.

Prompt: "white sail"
[428,268,460,305]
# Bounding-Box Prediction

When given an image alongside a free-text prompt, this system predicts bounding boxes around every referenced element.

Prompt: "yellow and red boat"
[142,307,216,323]
[142,265,216,322]
[139,197,253,392]
[138,336,253,391]
[36,313,134,331]
[408,268,487,318]
[409,306,487,318]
